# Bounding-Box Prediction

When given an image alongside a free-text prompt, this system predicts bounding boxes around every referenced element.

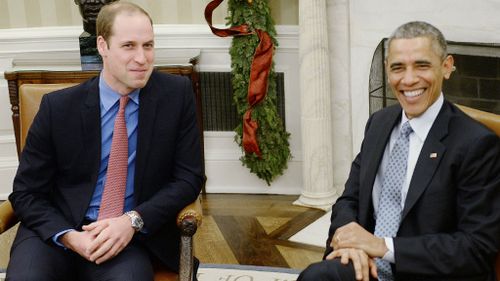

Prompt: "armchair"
[456,104,500,281]
[1,67,205,281]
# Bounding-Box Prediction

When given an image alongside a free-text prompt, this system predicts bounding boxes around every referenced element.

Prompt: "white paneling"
[162,0,179,23]
[39,0,58,26]
[0,0,297,29]
[6,0,27,28]
[70,1,82,27]
[191,0,205,24]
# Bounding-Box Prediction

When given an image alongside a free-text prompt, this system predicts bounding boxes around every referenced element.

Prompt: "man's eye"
[417,64,431,69]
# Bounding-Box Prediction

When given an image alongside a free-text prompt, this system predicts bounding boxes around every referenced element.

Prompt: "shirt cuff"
[382,237,395,263]
[52,229,75,248]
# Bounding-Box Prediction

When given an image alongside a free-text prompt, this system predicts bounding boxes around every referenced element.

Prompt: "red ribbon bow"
[205,0,274,157]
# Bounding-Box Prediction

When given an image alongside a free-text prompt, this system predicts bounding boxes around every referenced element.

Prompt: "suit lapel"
[80,77,101,218]
[359,106,401,226]
[364,109,401,188]
[134,78,159,199]
[401,102,450,221]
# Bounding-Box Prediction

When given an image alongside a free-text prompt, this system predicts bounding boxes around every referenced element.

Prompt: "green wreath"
[227,0,292,185]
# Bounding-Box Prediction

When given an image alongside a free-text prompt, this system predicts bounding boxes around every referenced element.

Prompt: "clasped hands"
[60,215,135,264]
[326,222,388,281]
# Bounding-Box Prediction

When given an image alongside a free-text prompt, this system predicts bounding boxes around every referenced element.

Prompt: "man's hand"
[326,248,378,281]
[83,215,135,264]
[331,222,388,258]
[60,230,96,261]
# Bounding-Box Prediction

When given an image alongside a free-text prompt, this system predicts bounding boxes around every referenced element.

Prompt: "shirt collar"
[99,73,140,113]
[400,93,444,142]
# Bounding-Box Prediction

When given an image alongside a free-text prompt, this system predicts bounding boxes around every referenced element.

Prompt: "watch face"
[127,212,144,230]
[133,216,143,229]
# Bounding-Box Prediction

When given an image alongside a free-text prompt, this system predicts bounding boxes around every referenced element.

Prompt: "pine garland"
[227,0,291,185]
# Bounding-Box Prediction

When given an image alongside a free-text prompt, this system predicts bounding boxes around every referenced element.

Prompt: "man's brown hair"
[96,1,153,45]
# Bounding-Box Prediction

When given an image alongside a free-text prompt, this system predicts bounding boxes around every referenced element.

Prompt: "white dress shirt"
[372,94,444,263]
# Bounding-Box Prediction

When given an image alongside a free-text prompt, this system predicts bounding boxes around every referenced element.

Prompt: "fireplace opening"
[200,72,286,131]
[369,39,500,115]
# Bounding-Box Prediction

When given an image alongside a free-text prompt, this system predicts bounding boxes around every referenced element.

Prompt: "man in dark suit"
[298,21,500,281]
[6,2,204,281]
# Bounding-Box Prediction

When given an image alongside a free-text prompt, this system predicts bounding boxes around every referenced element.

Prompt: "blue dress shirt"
[53,74,140,245]
[85,77,140,220]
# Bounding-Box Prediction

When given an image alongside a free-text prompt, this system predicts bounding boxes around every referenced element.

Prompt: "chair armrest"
[496,253,500,281]
[176,196,203,236]
[176,196,202,281]
[0,200,18,234]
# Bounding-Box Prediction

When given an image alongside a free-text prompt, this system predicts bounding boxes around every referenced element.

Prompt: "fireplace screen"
[200,72,286,131]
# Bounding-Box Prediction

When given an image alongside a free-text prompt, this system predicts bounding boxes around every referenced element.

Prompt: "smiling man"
[298,21,500,281]
[7,2,204,281]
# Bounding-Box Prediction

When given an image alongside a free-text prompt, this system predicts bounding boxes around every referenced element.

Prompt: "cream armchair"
[456,104,500,281]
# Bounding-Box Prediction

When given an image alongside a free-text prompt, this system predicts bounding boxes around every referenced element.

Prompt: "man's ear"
[442,55,455,80]
[96,36,107,57]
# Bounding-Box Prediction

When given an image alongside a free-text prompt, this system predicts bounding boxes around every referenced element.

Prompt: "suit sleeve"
[394,132,500,276]
[9,95,74,241]
[324,115,375,258]
[134,76,204,235]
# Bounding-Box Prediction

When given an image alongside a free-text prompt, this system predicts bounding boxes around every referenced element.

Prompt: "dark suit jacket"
[9,70,205,272]
[326,100,500,281]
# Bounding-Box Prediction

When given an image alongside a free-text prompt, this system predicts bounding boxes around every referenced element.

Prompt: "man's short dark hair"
[96,1,153,45]
[386,21,448,60]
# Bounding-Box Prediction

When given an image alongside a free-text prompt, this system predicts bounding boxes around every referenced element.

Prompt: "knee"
[298,259,355,281]
[6,255,63,281]
[7,235,72,281]
[7,258,72,281]
[298,262,331,281]
[6,269,53,281]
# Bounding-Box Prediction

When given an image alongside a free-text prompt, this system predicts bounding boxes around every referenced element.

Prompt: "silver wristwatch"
[125,211,144,232]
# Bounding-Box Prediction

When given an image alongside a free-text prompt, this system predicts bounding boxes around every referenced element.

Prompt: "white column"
[294,0,336,210]
[328,0,354,202]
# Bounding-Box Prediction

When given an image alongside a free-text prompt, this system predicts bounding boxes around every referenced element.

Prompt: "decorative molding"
[0,135,15,144]
[0,25,298,68]
[0,156,18,200]
[0,157,18,168]
[448,43,500,58]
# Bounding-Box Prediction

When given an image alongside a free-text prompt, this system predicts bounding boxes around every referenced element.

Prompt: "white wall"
[0,24,301,199]
[329,0,500,154]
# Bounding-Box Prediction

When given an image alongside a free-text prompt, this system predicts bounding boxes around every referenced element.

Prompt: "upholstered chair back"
[18,84,77,150]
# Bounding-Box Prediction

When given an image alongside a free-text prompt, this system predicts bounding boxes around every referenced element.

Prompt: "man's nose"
[134,49,147,64]
[402,69,418,85]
